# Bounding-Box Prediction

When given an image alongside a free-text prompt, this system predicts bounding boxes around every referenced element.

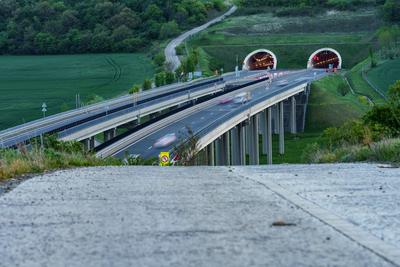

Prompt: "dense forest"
[239,0,385,8]
[0,0,225,55]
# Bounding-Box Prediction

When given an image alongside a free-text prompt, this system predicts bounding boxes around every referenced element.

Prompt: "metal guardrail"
[97,77,271,158]
[195,82,309,151]
[59,83,226,141]
[0,76,224,147]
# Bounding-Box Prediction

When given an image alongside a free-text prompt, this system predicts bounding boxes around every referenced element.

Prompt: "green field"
[188,9,381,72]
[0,54,154,130]
[367,59,400,94]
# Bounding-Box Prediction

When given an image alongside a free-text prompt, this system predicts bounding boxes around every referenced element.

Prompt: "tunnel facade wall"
[243,49,278,71]
[307,48,342,69]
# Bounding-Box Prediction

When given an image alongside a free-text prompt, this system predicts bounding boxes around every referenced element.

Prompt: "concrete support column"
[246,120,251,155]
[267,107,273,165]
[104,128,117,142]
[239,123,246,165]
[291,96,297,134]
[82,136,95,151]
[279,101,285,155]
[249,114,260,165]
[207,143,215,166]
[274,105,279,134]
[231,127,240,165]
[261,110,268,155]
[215,137,223,166]
[223,131,231,166]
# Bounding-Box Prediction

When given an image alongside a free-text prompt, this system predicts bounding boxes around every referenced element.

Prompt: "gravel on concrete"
[0,165,398,267]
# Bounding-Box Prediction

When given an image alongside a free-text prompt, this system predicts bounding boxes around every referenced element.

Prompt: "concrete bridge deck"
[1,164,399,267]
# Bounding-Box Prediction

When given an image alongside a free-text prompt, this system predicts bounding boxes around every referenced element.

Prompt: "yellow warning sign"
[159,152,170,166]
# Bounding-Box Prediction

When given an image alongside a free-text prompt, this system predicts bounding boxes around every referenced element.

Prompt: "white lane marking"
[148,146,152,150]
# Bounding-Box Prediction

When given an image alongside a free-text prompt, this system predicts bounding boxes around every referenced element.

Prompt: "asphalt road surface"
[115,69,326,159]
[165,6,237,71]
[0,165,399,266]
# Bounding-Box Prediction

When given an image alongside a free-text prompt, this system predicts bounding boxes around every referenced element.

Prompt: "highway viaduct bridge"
[0,48,342,166]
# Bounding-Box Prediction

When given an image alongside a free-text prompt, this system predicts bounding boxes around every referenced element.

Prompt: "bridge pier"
[279,101,285,155]
[249,114,259,165]
[273,105,279,134]
[82,136,95,151]
[223,132,231,165]
[266,107,273,165]
[104,128,117,142]
[246,121,251,156]
[207,143,215,166]
[215,137,223,166]
[290,96,297,134]
[231,127,240,165]
[261,110,268,155]
[239,123,246,165]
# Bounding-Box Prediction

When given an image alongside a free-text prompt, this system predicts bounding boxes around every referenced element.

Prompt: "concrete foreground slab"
[0,165,399,267]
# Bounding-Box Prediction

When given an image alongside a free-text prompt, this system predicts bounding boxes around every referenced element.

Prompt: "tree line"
[239,0,400,22]
[0,0,225,55]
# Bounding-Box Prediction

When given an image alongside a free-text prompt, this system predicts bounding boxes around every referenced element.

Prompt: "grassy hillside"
[306,74,370,133]
[0,54,154,130]
[345,59,387,105]
[367,59,400,94]
[188,9,381,72]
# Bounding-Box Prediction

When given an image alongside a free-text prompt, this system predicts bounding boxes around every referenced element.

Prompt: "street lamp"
[42,103,47,118]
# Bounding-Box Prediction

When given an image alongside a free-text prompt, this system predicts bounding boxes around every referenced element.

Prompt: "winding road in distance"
[165,5,237,71]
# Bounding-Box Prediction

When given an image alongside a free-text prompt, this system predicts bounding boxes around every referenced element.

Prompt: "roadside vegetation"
[0,136,122,181]
[303,81,400,164]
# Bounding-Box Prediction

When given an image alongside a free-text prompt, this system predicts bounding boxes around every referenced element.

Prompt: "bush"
[129,85,141,94]
[175,44,186,56]
[153,52,166,67]
[142,79,153,90]
[155,72,166,87]
[165,72,176,84]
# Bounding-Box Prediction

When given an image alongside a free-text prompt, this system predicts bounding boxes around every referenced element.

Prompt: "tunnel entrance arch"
[243,49,277,71]
[307,48,342,69]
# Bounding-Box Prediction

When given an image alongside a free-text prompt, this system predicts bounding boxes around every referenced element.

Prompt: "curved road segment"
[111,69,326,159]
[165,5,237,71]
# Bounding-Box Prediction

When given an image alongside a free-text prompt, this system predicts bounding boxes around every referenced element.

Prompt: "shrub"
[153,52,166,67]
[142,79,153,90]
[175,44,186,56]
[165,72,175,84]
[155,72,166,87]
[129,85,141,94]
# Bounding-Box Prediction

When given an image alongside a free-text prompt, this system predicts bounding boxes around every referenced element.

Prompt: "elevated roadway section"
[0,71,259,149]
[97,69,327,165]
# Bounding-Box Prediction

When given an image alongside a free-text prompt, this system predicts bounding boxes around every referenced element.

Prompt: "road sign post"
[159,152,170,166]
